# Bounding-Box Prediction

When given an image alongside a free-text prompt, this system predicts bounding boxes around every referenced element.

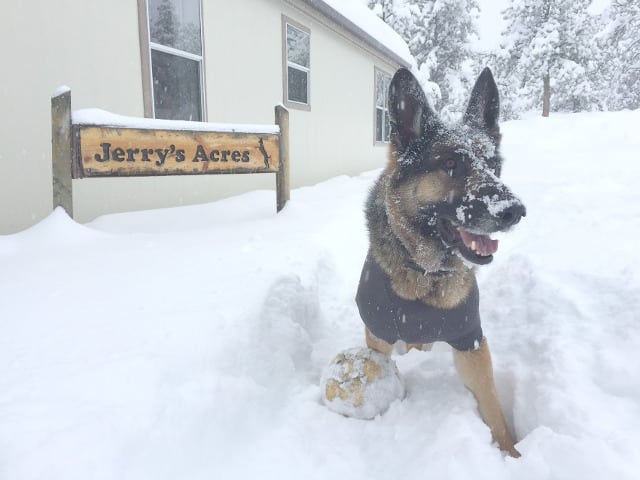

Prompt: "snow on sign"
[51,88,290,217]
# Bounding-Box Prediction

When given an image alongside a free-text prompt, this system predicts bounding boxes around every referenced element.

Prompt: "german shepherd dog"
[356,68,525,457]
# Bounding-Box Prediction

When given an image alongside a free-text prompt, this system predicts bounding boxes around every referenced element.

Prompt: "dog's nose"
[498,202,526,228]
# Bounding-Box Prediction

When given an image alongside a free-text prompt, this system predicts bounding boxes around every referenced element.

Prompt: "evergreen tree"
[365,1,415,53]
[366,0,406,26]
[367,0,480,122]
[411,0,480,121]
[149,0,201,55]
[498,0,604,118]
[599,0,640,110]
[150,0,178,47]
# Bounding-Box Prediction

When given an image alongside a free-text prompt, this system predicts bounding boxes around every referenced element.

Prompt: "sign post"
[275,104,290,213]
[51,88,74,217]
[51,89,290,218]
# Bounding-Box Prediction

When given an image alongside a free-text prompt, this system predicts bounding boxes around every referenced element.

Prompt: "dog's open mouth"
[438,218,498,265]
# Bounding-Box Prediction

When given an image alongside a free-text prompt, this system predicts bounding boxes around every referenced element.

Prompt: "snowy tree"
[367,0,480,122]
[365,1,415,53]
[599,0,640,110]
[497,0,605,118]
[410,0,480,120]
[150,0,201,55]
[150,0,178,47]
[366,0,405,25]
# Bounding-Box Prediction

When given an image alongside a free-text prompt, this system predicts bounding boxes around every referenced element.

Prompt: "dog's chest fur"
[365,172,474,310]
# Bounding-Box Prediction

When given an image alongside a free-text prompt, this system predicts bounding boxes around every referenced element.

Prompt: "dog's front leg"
[453,337,521,457]
[365,328,394,356]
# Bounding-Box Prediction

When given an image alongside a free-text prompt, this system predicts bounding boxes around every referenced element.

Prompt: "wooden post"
[542,74,551,118]
[51,88,74,217]
[275,105,290,212]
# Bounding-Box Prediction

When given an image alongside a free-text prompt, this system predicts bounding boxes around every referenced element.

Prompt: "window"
[375,69,391,143]
[145,0,204,121]
[283,17,310,109]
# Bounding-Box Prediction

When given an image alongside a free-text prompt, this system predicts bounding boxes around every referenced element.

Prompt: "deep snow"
[1,110,640,479]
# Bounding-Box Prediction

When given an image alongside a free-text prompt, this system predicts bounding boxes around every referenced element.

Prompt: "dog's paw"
[320,347,405,419]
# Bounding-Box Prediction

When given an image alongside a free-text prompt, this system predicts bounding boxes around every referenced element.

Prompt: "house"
[0,0,412,234]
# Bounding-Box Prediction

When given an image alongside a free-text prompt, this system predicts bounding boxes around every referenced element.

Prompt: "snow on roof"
[304,0,414,68]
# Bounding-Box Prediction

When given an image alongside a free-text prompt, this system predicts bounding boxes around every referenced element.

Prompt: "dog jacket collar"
[356,254,483,351]
[403,259,453,277]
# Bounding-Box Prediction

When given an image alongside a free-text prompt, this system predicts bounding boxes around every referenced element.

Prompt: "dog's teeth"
[471,240,476,251]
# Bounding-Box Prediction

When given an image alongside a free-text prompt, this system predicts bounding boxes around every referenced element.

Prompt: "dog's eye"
[444,159,456,176]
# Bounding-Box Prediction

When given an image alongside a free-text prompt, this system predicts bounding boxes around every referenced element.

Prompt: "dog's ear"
[463,67,500,138]
[389,68,438,152]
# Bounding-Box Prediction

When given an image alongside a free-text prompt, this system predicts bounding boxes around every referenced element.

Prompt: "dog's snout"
[498,202,526,228]
[470,181,526,230]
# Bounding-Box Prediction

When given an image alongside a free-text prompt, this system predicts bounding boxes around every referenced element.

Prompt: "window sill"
[283,99,311,112]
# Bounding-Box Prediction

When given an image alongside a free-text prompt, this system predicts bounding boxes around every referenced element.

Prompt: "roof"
[301,0,414,68]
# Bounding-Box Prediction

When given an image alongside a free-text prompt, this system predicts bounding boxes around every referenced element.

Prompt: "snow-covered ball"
[320,347,405,419]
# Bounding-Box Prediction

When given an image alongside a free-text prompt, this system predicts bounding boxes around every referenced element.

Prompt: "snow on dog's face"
[387,68,526,265]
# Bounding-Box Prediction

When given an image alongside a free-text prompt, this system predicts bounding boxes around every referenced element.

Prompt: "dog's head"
[386,68,526,265]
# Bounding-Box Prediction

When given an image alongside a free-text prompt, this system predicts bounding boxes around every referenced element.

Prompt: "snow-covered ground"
[1,110,639,479]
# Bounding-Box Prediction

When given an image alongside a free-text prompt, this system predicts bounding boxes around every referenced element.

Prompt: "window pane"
[375,70,391,142]
[287,24,309,67]
[149,0,202,55]
[375,71,386,107]
[376,108,383,142]
[152,49,202,121]
[288,66,308,104]
[384,110,390,142]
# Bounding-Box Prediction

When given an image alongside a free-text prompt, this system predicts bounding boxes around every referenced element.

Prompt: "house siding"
[0,0,404,233]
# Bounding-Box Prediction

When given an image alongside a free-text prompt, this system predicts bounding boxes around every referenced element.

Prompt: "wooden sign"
[51,89,290,217]
[76,127,281,178]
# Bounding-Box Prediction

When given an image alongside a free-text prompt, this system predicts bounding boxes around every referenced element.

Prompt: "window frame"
[138,0,207,121]
[374,67,392,145]
[282,15,311,111]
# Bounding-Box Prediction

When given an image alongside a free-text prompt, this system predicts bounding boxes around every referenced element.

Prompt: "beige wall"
[283,1,396,186]
[207,0,399,185]
[0,0,400,234]
[0,0,144,233]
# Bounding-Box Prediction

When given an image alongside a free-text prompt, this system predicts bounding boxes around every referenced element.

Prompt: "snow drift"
[1,110,640,479]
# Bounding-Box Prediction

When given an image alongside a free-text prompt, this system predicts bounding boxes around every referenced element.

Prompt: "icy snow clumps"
[321,347,405,419]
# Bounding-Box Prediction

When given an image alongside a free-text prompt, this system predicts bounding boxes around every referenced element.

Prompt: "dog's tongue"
[458,229,499,257]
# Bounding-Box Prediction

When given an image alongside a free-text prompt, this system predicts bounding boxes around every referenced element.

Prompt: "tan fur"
[453,338,521,457]
[389,265,475,309]
[370,173,474,309]
[365,327,394,356]
[382,171,445,276]
[369,239,475,310]
[396,172,462,213]
[367,327,520,457]
[366,328,432,354]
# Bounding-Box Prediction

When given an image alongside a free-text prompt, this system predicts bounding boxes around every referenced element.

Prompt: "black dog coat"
[356,255,483,351]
